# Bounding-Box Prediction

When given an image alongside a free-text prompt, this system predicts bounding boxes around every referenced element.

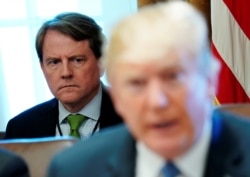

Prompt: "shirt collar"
[136,141,165,177]
[58,85,102,123]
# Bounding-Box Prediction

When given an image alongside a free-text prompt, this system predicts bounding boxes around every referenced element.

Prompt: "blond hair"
[102,1,220,82]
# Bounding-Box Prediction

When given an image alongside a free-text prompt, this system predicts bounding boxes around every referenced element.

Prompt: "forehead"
[113,50,197,76]
[107,21,201,73]
[107,27,199,78]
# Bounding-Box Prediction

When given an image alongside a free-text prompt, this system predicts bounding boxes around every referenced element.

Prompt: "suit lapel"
[204,111,245,177]
[39,98,59,136]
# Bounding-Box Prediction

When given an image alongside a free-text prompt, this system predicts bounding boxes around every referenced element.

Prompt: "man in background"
[47,1,250,177]
[4,12,122,139]
[0,148,29,177]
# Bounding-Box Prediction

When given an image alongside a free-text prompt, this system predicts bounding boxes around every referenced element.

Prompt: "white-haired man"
[47,1,250,177]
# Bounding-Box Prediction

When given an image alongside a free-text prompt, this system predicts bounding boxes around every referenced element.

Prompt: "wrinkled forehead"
[105,2,207,66]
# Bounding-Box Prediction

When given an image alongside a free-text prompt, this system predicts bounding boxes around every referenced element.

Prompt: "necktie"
[162,162,180,177]
[67,114,86,138]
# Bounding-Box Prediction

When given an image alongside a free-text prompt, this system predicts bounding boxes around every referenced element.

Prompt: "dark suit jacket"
[0,148,30,177]
[4,86,122,139]
[47,110,250,177]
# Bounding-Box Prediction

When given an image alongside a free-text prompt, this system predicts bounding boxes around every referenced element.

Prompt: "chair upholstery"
[215,103,250,118]
[0,136,78,177]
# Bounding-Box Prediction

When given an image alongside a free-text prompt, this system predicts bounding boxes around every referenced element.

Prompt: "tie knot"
[162,162,180,177]
[67,114,86,130]
[67,114,86,138]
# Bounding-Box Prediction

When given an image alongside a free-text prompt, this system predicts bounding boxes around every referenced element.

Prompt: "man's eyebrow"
[69,55,87,59]
[44,57,60,61]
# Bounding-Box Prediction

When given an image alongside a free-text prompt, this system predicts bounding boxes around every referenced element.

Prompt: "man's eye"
[164,70,185,85]
[130,79,146,86]
[75,58,84,62]
[48,59,60,65]
[168,72,180,80]
[71,57,86,65]
[126,79,146,92]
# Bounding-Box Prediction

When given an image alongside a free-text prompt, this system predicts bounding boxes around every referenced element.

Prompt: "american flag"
[211,0,250,103]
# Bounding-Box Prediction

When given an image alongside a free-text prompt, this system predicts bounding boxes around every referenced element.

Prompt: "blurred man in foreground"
[47,1,250,177]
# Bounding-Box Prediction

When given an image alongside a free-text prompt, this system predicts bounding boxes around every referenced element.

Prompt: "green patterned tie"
[67,114,86,138]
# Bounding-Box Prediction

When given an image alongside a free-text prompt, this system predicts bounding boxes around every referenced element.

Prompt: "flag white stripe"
[211,0,250,96]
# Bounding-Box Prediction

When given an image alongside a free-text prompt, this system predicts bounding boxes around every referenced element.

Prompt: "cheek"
[44,72,57,85]
[113,91,143,121]
[42,68,56,81]
[115,95,135,118]
[185,79,208,139]
[42,69,59,89]
[89,60,101,76]
[185,74,207,110]
[91,64,101,76]
[117,99,143,140]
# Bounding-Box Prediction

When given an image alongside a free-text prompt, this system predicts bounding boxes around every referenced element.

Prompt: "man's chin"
[146,137,189,159]
[57,94,80,104]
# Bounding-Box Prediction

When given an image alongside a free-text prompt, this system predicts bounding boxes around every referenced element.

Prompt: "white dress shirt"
[56,85,102,139]
[136,119,211,177]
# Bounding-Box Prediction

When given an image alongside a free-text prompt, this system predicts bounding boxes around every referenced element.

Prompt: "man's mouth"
[152,119,179,133]
[155,120,177,128]
[59,85,78,90]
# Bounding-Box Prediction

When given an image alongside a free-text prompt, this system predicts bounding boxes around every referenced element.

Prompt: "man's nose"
[147,80,168,108]
[61,60,73,78]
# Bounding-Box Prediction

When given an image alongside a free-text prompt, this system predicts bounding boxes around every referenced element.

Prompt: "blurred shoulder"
[213,108,250,136]
[53,124,132,160]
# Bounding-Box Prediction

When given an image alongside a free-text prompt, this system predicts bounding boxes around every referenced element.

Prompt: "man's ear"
[207,67,220,100]
[208,81,217,104]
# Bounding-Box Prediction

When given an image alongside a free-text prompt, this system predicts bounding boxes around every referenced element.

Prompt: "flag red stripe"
[212,43,250,103]
[223,0,250,39]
